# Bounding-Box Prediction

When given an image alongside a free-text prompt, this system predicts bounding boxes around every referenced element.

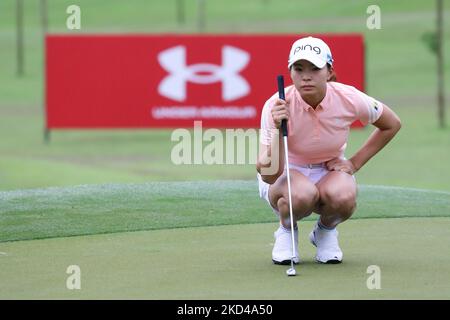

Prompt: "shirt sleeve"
[259,98,277,146]
[353,89,384,125]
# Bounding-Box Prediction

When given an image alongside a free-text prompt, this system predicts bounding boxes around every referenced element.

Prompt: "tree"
[421,0,445,128]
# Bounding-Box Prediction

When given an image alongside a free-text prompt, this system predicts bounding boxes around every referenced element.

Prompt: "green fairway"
[1,181,449,299]
[1,181,449,242]
[1,218,449,299]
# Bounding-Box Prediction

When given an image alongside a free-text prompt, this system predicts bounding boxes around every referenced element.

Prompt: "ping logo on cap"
[293,44,322,55]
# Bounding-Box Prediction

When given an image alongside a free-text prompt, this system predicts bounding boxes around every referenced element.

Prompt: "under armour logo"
[157,45,250,102]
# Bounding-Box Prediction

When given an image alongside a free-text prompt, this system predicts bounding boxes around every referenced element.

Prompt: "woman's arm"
[349,105,401,172]
[327,105,401,173]
[256,99,290,184]
[256,134,284,184]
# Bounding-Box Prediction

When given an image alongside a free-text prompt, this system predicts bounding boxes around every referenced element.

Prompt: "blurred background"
[0,0,449,191]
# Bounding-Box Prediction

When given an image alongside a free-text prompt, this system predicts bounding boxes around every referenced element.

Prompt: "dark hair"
[327,63,337,82]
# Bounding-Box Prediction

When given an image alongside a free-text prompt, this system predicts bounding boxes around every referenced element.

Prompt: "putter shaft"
[283,135,296,274]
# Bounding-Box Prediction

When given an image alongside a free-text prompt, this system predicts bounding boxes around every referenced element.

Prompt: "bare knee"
[291,185,319,218]
[276,187,318,220]
[321,188,356,215]
[270,171,320,223]
[292,186,319,209]
[277,197,289,217]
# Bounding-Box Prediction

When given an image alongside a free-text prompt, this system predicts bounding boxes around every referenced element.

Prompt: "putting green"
[1,217,449,299]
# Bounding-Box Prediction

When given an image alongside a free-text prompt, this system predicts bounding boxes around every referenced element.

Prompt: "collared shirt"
[259,81,384,165]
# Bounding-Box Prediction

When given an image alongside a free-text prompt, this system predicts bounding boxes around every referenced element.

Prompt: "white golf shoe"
[309,223,343,264]
[272,226,300,265]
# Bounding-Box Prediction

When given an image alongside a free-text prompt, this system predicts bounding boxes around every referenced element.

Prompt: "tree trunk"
[437,0,445,128]
[16,0,24,76]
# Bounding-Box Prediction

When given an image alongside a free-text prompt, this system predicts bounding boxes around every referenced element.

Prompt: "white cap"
[288,36,333,69]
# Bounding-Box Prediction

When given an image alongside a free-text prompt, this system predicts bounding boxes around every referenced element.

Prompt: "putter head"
[286,267,296,277]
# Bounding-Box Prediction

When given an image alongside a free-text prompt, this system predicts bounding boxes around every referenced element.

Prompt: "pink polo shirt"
[260,82,384,165]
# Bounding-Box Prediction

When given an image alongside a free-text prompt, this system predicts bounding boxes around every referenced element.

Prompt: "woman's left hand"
[325,158,357,175]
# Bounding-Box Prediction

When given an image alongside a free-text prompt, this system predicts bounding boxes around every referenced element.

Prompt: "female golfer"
[256,36,401,264]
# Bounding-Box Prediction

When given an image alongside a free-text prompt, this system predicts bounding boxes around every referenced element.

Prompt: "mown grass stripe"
[1,181,449,243]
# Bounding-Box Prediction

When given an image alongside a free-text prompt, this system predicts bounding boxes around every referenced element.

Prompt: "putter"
[277,75,297,277]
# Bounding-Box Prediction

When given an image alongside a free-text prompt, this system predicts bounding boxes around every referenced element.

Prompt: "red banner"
[46,34,364,129]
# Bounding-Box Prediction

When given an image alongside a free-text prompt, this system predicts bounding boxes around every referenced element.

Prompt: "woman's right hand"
[271,99,290,129]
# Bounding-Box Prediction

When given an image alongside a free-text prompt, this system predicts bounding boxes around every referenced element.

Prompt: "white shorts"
[257,163,329,216]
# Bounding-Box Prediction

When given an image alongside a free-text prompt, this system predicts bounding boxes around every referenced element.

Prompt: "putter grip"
[277,75,288,137]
